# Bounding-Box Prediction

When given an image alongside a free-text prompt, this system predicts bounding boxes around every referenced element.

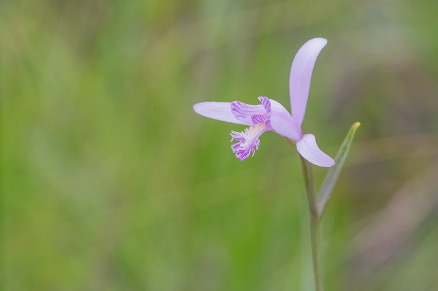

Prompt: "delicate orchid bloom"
[193,38,335,167]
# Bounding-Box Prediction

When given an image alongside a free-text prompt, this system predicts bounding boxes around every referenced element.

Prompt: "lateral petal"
[289,38,327,128]
[296,134,335,167]
[230,99,267,125]
[193,102,248,125]
[269,99,302,141]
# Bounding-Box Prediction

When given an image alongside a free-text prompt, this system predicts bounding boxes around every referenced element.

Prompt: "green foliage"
[317,122,360,218]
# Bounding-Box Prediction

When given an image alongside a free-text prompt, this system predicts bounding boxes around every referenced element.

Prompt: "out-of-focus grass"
[1,0,437,290]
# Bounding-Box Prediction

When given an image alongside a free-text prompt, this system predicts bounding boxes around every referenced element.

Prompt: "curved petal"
[289,38,327,128]
[269,99,302,141]
[193,102,249,125]
[296,134,334,167]
[258,96,271,115]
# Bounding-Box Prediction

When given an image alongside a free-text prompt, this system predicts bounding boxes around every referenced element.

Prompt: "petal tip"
[296,134,335,168]
[323,158,335,168]
[307,37,327,47]
[193,102,210,115]
[193,102,201,113]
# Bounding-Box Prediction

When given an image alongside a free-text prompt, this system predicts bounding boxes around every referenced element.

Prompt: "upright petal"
[193,102,248,125]
[289,38,327,128]
[296,134,334,167]
[269,99,302,141]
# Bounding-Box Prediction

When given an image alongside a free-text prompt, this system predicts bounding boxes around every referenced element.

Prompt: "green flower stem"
[287,122,360,291]
[301,157,323,291]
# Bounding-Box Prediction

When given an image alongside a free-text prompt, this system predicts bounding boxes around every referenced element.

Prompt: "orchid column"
[193,38,360,291]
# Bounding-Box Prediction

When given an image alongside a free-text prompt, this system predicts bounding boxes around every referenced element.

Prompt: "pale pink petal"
[289,38,327,128]
[269,99,302,141]
[231,99,267,125]
[296,134,335,167]
[193,102,248,125]
[258,96,271,115]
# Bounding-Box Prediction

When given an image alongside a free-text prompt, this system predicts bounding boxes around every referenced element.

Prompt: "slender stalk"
[300,157,323,291]
[310,214,322,291]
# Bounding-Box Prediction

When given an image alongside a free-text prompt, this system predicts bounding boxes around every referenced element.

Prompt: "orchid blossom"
[193,38,334,167]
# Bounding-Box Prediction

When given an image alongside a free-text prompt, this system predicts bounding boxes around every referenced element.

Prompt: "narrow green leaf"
[316,122,361,218]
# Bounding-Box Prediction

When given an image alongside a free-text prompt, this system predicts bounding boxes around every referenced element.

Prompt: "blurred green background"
[1,0,438,290]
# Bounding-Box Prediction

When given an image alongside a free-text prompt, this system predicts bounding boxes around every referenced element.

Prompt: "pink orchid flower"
[193,38,335,167]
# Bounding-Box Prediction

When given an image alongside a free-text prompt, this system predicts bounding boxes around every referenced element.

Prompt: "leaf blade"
[317,122,361,218]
